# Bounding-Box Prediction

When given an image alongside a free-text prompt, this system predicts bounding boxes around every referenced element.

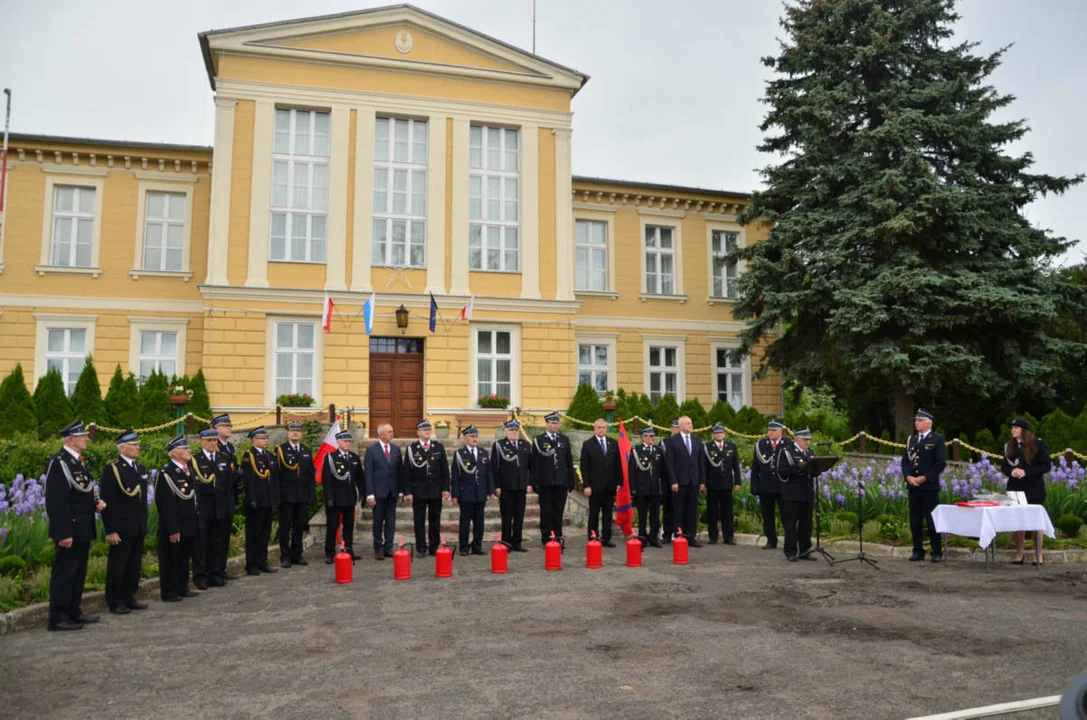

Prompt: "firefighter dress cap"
[335,430,353,441]
[59,420,90,438]
[165,434,189,451]
[670,419,680,428]
[544,411,561,423]
[641,427,656,437]
[767,420,785,430]
[794,428,813,439]
[711,423,725,433]
[915,409,934,421]
[210,414,232,427]
[247,427,268,440]
[286,421,303,431]
[199,428,217,438]
[462,425,479,437]
[115,429,139,445]
[504,420,520,430]
[415,420,432,430]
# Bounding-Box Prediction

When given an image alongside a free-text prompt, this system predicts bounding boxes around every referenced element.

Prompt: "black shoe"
[800,553,818,561]
[193,581,208,590]
[459,549,470,557]
[162,595,183,602]
[513,545,528,553]
[75,614,100,624]
[471,548,485,556]
[208,578,225,587]
[708,537,718,545]
[325,556,335,565]
[724,539,736,545]
[294,557,308,566]
[416,547,428,558]
[246,569,261,576]
[909,551,925,562]
[47,620,84,631]
[762,543,777,550]
[109,605,131,615]
[689,540,703,548]
[258,565,278,573]
[662,538,672,545]
[280,559,292,569]
[125,600,149,610]
[649,540,662,548]
[785,554,798,562]
[930,554,943,564]
[182,590,200,598]
[602,540,616,548]
[429,549,438,557]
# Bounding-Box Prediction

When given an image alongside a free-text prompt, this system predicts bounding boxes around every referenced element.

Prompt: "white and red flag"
[321,294,335,332]
[460,296,474,322]
[313,420,341,486]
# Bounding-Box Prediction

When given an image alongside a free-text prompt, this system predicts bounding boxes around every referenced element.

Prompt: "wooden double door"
[368,337,424,438]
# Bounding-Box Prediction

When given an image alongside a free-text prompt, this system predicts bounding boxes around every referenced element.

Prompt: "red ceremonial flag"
[459,295,474,321]
[313,420,341,486]
[321,294,335,333]
[614,419,634,538]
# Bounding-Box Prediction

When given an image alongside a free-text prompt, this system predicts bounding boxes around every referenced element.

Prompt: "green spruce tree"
[140,369,173,428]
[733,0,1084,440]
[652,393,681,430]
[708,399,739,431]
[187,369,212,421]
[566,383,603,424]
[678,398,709,432]
[0,364,38,437]
[104,365,142,429]
[70,356,107,425]
[33,368,73,439]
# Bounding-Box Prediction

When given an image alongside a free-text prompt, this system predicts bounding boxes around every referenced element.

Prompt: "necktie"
[718,443,723,451]
[685,435,691,455]
[550,434,555,443]
[384,444,390,460]
[423,444,429,452]
[600,437,607,455]
[78,455,84,463]
[472,448,477,461]
[771,442,777,451]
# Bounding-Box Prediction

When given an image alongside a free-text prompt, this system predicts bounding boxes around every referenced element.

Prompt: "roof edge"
[7,133,213,154]
[572,175,752,199]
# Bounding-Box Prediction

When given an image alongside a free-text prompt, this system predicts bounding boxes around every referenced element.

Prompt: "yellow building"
[0,5,780,435]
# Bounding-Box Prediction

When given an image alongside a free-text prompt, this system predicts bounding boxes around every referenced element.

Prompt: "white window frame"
[639,217,684,300]
[37,174,105,277]
[573,212,615,295]
[372,116,428,269]
[128,317,189,382]
[270,108,330,264]
[574,333,618,396]
[132,180,195,281]
[470,324,520,407]
[642,334,686,404]
[711,340,751,410]
[469,125,520,273]
[707,221,746,302]
[264,316,324,406]
[33,313,97,394]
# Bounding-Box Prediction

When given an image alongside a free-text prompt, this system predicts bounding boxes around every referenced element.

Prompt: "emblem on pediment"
[395,29,413,54]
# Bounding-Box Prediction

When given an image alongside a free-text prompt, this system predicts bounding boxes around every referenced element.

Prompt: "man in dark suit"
[276,421,316,568]
[702,423,742,544]
[580,418,623,546]
[751,420,786,550]
[492,420,532,551]
[192,428,236,589]
[451,426,495,555]
[529,411,575,545]
[45,420,105,631]
[157,435,201,601]
[212,414,240,582]
[664,415,705,547]
[902,409,947,562]
[364,423,404,560]
[402,420,450,557]
[99,429,149,614]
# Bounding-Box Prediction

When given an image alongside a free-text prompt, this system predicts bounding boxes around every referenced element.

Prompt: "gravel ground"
[1,542,1084,719]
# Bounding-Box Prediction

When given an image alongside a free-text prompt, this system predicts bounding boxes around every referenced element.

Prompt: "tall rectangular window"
[271,108,329,263]
[138,331,178,381]
[274,322,316,397]
[476,329,512,402]
[575,220,608,291]
[715,348,744,410]
[648,345,678,403]
[645,225,675,295]
[50,186,96,267]
[711,230,739,299]
[577,343,609,395]
[46,328,86,395]
[469,125,519,272]
[142,192,186,272]
[372,117,427,268]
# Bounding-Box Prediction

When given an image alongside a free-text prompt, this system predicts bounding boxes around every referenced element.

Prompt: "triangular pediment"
[199,4,587,94]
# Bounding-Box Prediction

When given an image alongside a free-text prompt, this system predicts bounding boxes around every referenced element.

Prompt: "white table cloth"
[931,504,1055,549]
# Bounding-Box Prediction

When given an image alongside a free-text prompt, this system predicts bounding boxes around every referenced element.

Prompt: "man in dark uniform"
[580,418,623,547]
[323,430,365,563]
[241,427,279,575]
[44,420,105,631]
[212,414,240,581]
[451,426,495,556]
[664,416,705,547]
[402,420,450,558]
[192,429,235,589]
[702,423,742,545]
[903,409,947,563]
[277,421,315,568]
[752,420,786,550]
[530,411,575,546]
[660,419,680,543]
[776,428,820,561]
[629,427,664,547]
[157,435,201,600]
[99,429,149,614]
[492,420,532,552]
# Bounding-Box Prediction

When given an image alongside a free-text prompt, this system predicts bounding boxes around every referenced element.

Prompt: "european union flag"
[429,292,437,333]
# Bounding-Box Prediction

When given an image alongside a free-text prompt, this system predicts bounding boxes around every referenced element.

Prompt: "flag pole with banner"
[615,419,634,537]
[1,89,11,214]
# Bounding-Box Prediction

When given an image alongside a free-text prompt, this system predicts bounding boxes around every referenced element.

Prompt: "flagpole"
[1,89,11,214]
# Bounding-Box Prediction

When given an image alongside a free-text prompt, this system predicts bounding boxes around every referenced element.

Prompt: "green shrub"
[29,569,50,599]
[1072,406,1087,454]
[707,400,738,431]
[0,576,21,611]
[83,556,108,591]
[0,364,38,438]
[32,367,73,440]
[36,544,55,568]
[140,369,173,427]
[973,428,998,455]
[1040,408,1075,453]
[141,557,159,579]
[88,541,109,558]
[0,555,29,579]
[187,370,212,422]
[70,355,107,425]
[633,394,655,426]
[734,406,766,435]
[678,398,709,434]
[652,393,681,429]
[828,519,854,537]
[104,365,142,429]
[835,511,858,531]
[0,433,174,484]
[565,383,603,424]
[1056,513,1084,539]
[1078,524,1087,544]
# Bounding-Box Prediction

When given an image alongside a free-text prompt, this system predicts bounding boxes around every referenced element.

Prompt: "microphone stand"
[799,467,836,566]
[832,475,880,570]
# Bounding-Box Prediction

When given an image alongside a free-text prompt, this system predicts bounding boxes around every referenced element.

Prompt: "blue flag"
[429,292,438,333]
[363,293,376,335]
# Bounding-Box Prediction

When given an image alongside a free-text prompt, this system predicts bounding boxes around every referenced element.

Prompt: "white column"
[449,116,471,296]
[325,106,350,291]
[425,114,447,295]
[553,127,574,300]
[205,97,235,286]
[350,106,376,293]
[245,99,274,288]
[520,122,540,299]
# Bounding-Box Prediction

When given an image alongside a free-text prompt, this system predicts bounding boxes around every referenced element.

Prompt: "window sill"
[575,290,619,300]
[706,296,738,305]
[35,264,102,278]
[468,269,522,275]
[639,293,688,304]
[129,269,193,282]
[269,259,328,265]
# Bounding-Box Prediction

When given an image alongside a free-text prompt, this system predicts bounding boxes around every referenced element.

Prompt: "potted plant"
[277,392,315,408]
[434,420,450,439]
[601,389,617,411]
[168,385,193,406]
[478,394,509,409]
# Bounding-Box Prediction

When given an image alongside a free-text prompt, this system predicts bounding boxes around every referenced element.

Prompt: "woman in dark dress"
[1001,418,1051,565]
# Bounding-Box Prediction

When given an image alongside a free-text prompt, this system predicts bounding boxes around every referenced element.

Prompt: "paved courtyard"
[1,542,1084,719]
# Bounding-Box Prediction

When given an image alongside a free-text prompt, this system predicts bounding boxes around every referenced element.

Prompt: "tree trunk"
[893,387,914,443]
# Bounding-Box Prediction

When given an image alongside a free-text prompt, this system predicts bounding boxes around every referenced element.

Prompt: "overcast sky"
[3,0,1084,264]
